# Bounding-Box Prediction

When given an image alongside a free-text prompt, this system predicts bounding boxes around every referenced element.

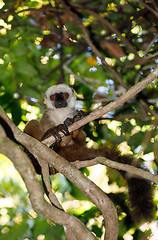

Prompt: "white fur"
[44,84,76,125]
[45,84,76,110]
[46,107,76,125]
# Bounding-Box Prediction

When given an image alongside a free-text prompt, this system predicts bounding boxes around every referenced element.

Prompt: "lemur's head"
[45,84,76,109]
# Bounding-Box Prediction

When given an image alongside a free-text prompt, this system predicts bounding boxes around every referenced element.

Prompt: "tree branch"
[38,158,79,240]
[59,0,128,89]
[0,108,119,240]
[0,124,98,240]
[1,61,158,240]
[59,0,158,126]
[72,156,158,183]
[139,0,158,18]
[42,65,158,146]
[76,6,140,59]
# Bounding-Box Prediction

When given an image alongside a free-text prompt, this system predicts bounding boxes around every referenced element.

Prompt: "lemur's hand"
[64,117,74,127]
[73,110,88,122]
[42,124,70,142]
[63,110,87,127]
[42,111,87,142]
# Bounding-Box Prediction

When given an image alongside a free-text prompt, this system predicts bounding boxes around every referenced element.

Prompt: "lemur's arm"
[24,119,44,141]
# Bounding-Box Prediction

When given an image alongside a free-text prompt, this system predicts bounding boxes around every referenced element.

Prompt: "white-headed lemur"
[24,84,154,225]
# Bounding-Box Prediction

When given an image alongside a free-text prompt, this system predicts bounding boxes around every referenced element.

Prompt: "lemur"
[24,84,154,225]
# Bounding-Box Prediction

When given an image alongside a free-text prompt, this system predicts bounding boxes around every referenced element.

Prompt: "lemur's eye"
[50,95,55,100]
[64,93,69,98]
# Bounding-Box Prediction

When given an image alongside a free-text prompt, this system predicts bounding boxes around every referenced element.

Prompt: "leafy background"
[0,0,158,239]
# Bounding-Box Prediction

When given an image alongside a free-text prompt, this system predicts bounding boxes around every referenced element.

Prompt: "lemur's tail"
[57,144,155,224]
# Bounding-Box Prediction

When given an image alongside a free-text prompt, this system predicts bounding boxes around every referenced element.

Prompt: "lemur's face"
[45,84,76,109]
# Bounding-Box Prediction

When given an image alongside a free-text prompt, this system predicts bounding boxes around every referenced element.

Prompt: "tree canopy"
[0,0,158,240]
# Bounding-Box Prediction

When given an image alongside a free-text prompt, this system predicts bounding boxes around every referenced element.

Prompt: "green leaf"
[70,184,89,201]
[0,92,13,108]
[12,40,27,56]
[91,224,102,238]
[15,61,38,77]
[0,222,28,240]
[11,100,22,125]
[19,86,41,99]
[26,77,43,86]
[128,132,144,149]
[33,219,65,240]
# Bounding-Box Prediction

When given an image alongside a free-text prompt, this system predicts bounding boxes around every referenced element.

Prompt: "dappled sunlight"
[87,165,108,192]
[0,154,30,232]
[0,154,26,189]
[123,229,134,240]
[0,0,158,238]
[140,221,158,240]
[21,101,41,121]
[62,199,94,214]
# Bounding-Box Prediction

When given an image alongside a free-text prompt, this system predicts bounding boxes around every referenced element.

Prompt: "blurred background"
[0,0,158,239]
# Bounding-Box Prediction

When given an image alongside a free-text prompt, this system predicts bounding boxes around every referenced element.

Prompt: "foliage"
[0,0,158,239]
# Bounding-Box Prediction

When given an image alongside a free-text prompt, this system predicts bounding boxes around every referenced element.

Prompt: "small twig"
[63,64,98,92]
[72,156,158,183]
[42,54,78,80]
[38,158,63,209]
[144,51,158,60]
[144,33,158,56]
[59,0,128,89]
[139,0,158,18]
[80,8,140,59]
[151,0,158,12]
[139,98,158,120]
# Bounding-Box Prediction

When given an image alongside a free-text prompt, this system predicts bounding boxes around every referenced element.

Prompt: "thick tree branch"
[0,108,119,240]
[37,158,79,240]
[0,124,97,240]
